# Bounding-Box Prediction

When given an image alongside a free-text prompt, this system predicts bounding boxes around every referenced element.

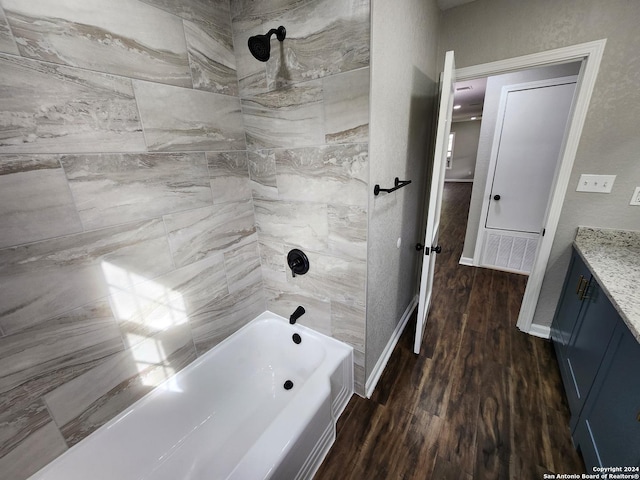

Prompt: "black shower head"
[248,26,286,62]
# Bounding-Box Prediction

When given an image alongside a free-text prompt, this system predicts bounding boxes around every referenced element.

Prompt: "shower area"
[0,0,438,477]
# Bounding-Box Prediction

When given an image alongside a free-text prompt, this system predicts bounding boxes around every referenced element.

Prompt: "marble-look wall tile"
[258,240,287,284]
[0,219,173,335]
[0,301,124,396]
[328,204,367,261]
[207,151,252,204]
[253,198,328,252]
[224,241,262,294]
[241,80,325,150]
[0,396,51,462]
[352,349,365,395]
[0,155,82,249]
[233,28,268,97]
[331,300,365,353]
[275,144,368,206]
[264,285,332,336]
[263,0,370,90]
[284,248,366,306]
[133,81,245,152]
[0,5,19,55]
[259,239,332,335]
[138,0,237,95]
[184,21,238,96]
[164,199,257,268]
[44,322,196,446]
[191,279,266,355]
[323,68,370,143]
[109,254,228,347]
[231,0,312,33]
[248,150,278,199]
[2,0,191,87]
[331,299,365,392]
[0,302,124,480]
[0,54,145,154]
[61,153,212,230]
[0,421,67,480]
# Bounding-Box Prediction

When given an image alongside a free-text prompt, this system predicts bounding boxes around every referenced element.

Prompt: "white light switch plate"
[630,187,640,206]
[576,174,616,193]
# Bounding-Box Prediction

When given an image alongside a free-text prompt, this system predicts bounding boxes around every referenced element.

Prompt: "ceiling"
[437,0,477,11]
[452,77,487,122]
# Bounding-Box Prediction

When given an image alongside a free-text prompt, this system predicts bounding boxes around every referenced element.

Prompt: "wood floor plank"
[533,338,570,414]
[431,455,474,480]
[476,361,511,478]
[465,267,494,334]
[438,317,480,474]
[544,407,586,473]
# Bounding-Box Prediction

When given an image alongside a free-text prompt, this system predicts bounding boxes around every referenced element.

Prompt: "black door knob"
[493,194,501,201]
[431,245,442,254]
[415,243,424,251]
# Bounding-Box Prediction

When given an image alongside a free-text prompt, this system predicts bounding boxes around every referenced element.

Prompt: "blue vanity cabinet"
[552,246,640,469]
[572,321,640,468]
[551,248,617,418]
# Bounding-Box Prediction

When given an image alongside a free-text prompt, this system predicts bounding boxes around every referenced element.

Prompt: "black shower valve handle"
[287,248,309,277]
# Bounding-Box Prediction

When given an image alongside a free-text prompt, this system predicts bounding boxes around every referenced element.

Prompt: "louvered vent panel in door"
[482,231,538,274]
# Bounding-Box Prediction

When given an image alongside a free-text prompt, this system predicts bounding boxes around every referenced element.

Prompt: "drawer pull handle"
[579,279,591,300]
[575,275,585,295]
[637,411,640,423]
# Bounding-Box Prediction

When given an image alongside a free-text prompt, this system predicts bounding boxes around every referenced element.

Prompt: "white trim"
[365,295,417,398]
[455,39,607,334]
[445,178,474,183]
[528,324,551,339]
[459,255,474,266]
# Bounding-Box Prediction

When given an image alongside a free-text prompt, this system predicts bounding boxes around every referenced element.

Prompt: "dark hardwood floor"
[315,183,585,479]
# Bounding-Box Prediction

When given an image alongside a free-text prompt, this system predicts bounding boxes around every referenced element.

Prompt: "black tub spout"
[289,306,305,324]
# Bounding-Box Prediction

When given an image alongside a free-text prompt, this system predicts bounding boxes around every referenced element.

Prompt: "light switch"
[576,174,616,193]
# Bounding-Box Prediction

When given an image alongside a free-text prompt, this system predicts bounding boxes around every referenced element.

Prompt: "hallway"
[315,183,585,479]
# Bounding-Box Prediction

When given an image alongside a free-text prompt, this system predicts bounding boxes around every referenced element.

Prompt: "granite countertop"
[573,227,640,342]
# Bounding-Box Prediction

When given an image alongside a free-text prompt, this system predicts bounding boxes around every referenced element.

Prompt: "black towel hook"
[374,177,412,196]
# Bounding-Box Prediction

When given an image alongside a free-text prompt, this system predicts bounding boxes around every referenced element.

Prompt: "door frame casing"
[473,75,578,274]
[455,39,606,335]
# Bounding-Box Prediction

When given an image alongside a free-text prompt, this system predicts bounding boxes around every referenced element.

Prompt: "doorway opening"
[450,62,582,279]
[453,40,605,336]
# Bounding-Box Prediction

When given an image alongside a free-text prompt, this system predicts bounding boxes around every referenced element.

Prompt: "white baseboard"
[527,323,551,339]
[459,255,474,266]
[444,178,474,183]
[365,295,418,398]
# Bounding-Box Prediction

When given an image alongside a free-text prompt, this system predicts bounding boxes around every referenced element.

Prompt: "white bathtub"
[29,311,353,480]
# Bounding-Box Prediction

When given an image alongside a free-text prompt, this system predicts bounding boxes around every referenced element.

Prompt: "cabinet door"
[551,250,591,353]
[565,280,618,420]
[573,322,640,468]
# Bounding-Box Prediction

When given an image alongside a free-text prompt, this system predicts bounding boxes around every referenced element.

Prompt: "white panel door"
[486,80,576,233]
[414,51,455,355]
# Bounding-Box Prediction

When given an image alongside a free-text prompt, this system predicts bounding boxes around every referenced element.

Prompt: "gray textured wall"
[440,0,640,328]
[446,120,481,181]
[366,0,440,383]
